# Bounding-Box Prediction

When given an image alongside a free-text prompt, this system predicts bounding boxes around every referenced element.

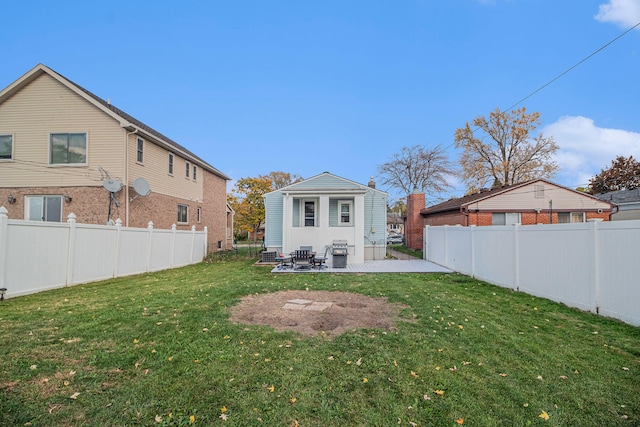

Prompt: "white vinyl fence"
[0,207,208,298]
[424,220,640,327]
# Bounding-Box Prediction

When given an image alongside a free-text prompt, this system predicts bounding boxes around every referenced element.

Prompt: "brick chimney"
[367,176,376,189]
[405,191,425,250]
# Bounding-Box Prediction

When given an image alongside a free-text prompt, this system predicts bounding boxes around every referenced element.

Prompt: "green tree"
[228,176,273,242]
[589,155,640,193]
[454,107,559,193]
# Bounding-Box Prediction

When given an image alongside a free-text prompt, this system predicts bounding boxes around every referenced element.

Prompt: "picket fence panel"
[424,220,640,327]
[0,208,208,298]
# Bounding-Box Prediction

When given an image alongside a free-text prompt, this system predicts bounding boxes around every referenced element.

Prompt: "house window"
[136,138,144,163]
[558,212,585,223]
[0,134,13,160]
[193,165,197,181]
[50,133,87,164]
[197,207,201,223]
[185,162,190,178]
[534,184,545,198]
[304,200,316,227]
[25,195,63,222]
[338,200,353,226]
[492,212,521,225]
[168,153,174,175]
[178,204,188,223]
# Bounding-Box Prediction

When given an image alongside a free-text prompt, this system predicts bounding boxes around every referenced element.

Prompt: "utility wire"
[503,20,640,112]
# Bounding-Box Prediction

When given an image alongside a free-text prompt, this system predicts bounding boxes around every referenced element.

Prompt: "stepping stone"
[282,303,306,311]
[287,299,313,305]
[304,302,333,311]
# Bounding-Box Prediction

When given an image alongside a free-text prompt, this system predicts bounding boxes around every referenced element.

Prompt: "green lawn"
[1,256,638,426]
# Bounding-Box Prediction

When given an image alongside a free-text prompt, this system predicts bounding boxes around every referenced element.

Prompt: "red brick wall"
[419,209,612,228]
[424,211,467,226]
[405,192,425,250]
[1,171,230,253]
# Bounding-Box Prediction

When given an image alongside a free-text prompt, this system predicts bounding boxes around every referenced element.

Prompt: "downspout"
[123,124,138,227]
[460,206,470,226]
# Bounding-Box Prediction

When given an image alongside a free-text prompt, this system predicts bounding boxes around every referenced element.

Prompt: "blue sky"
[2,0,639,204]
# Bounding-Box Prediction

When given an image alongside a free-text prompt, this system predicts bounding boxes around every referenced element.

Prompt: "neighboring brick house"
[0,64,232,252]
[405,179,615,250]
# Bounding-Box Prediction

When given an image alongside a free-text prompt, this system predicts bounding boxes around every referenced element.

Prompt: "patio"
[270,258,451,273]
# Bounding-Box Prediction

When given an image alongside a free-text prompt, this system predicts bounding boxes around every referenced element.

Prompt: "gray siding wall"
[264,192,283,247]
[364,190,387,246]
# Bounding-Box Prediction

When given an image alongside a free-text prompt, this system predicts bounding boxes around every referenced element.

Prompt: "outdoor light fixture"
[64,194,72,203]
[7,195,15,204]
[0,288,6,301]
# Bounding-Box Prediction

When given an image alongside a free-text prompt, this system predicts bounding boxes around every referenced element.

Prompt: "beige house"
[0,64,233,252]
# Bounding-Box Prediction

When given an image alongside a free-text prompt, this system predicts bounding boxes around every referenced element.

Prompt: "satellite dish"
[133,177,151,197]
[103,179,123,193]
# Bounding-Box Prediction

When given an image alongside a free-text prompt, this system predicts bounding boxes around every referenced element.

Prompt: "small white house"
[263,172,388,264]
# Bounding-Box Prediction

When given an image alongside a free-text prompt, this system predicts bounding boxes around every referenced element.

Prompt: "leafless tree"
[377,144,456,198]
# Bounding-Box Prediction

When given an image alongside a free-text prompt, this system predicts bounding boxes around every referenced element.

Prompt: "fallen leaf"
[190,415,195,424]
[133,339,139,344]
[393,360,398,367]
[423,395,431,400]
[328,355,334,360]
[363,378,369,383]
[434,390,445,395]
[500,373,507,377]
[559,375,568,380]
[411,371,419,378]
[70,392,80,399]
[30,365,37,370]
[202,328,208,332]
[622,367,629,371]
[290,397,297,403]
[539,410,550,420]
[537,375,543,380]
[456,418,464,424]
[221,406,227,413]
[356,358,363,366]
[267,385,275,392]
[155,415,162,423]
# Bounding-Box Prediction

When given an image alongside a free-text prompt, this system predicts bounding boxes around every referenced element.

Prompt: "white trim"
[338,200,353,226]
[177,203,189,224]
[48,132,88,166]
[0,133,14,161]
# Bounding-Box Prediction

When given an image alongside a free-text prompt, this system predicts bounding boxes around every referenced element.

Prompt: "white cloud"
[595,0,640,28]
[544,116,640,187]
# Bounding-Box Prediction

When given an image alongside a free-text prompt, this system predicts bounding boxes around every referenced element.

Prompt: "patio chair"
[313,246,330,270]
[293,249,312,270]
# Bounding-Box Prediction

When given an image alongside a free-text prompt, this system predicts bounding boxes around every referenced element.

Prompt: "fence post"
[423,226,429,260]
[514,223,520,291]
[190,225,196,263]
[470,225,476,278]
[147,221,154,273]
[113,219,122,278]
[171,224,177,268]
[0,207,8,292]
[204,226,208,257]
[589,219,603,314]
[66,213,77,286]
[443,225,449,268]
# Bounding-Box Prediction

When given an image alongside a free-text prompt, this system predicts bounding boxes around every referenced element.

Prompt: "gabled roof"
[0,64,230,180]
[265,172,388,197]
[421,178,611,215]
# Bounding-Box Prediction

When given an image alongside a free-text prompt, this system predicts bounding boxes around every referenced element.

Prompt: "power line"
[503,20,640,112]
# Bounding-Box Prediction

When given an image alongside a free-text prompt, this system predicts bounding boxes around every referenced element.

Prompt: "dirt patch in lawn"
[229,290,409,337]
